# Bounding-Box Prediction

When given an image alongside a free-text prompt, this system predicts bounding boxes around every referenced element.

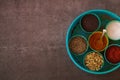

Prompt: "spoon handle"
[101,29,107,39]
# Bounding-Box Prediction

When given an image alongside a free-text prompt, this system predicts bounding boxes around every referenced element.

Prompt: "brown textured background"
[0,0,120,80]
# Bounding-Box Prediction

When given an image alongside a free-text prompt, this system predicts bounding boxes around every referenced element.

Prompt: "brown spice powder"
[69,36,87,54]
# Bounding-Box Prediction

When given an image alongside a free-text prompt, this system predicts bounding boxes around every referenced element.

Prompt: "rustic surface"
[0,0,119,80]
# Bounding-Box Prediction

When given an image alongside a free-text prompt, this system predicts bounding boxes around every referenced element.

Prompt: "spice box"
[66,9,120,74]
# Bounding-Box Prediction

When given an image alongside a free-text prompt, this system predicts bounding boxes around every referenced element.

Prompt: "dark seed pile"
[81,14,99,32]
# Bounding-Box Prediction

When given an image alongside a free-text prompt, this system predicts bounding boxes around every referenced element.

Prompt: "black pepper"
[81,14,99,32]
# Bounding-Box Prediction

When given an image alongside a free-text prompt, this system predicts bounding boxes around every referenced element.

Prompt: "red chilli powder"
[106,45,120,64]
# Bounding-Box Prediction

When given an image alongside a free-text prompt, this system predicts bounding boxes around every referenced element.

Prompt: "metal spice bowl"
[66,9,120,74]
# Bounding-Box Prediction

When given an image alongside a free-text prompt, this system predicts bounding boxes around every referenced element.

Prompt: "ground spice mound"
[69,36,87,54]
[89,32,108,51]
[106,45,120,64]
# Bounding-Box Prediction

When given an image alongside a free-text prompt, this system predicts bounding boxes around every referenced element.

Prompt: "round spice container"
[105,44,120,65]
[69,35,88,55]
[106,20,120,40]
[80,13,101,32]
[84,51,104,71]
[89,31,109,51]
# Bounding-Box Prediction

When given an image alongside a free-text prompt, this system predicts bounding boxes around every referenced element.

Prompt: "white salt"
[106,20,120,40]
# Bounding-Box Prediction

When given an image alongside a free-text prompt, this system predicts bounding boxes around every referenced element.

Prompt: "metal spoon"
[96,29,107,49]
[100,29,107,39]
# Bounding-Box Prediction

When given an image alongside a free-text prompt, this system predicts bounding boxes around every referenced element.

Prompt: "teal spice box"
[66,9,120,74]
